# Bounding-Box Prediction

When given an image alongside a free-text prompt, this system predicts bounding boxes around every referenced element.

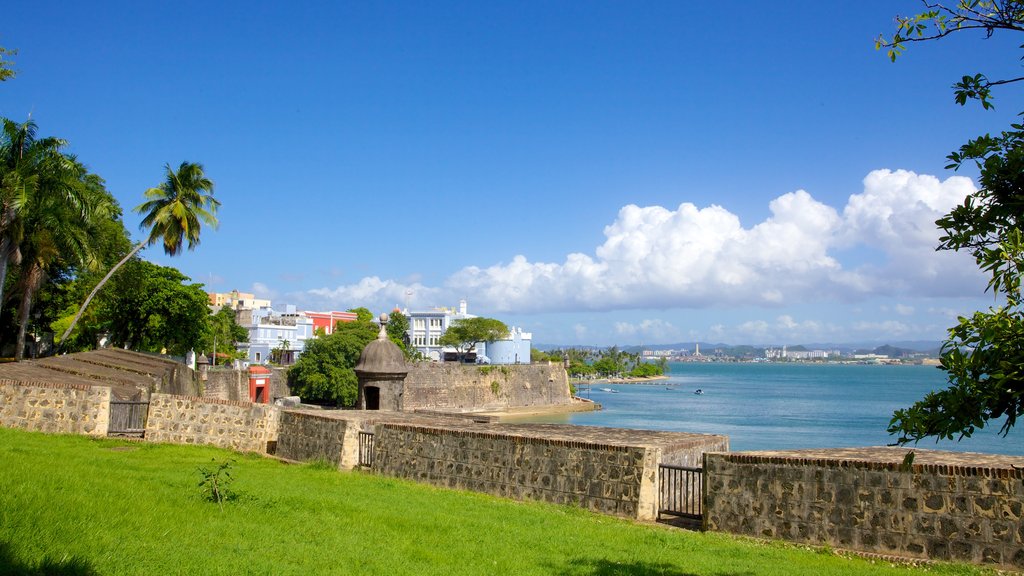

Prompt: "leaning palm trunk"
[58,240,144,347]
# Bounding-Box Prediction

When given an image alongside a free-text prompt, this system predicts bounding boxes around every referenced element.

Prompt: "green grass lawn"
[0,427,995,576]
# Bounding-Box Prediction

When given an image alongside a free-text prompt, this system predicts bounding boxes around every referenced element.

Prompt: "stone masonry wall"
[704,449,1024,570]
[203,366,291,403]
[401,363,571,412]
[372,423,657,519]
[144,393,280,453]
[0,379,110,436]
[275,410,357,468]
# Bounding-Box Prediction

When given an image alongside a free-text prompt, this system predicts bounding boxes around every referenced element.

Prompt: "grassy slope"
[0,427,992,576]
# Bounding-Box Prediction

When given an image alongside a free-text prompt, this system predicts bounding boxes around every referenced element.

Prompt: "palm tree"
[12,159,108,359]
[59,162,218,346]
[0,118,87,333]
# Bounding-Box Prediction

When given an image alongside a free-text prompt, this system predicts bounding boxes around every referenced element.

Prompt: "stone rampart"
[0,379,110,436]
[704,448,1024,570]
[144,393,279,453]
[371,422,725,520]
[275,410,362,468]
[401,363,571,412]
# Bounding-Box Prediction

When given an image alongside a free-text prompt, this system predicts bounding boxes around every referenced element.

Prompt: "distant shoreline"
[574,375,670,385]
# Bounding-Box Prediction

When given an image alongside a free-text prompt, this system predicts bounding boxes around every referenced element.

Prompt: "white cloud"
[298,169,986,319]
[613,319,679,341]
[894,304,915,316]
[251,282,278,301]
[300,277,446,312]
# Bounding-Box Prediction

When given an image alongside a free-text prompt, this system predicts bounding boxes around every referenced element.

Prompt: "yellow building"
[208,290,271,310]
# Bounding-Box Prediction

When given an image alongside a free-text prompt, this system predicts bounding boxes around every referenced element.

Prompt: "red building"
[305,311,358,335]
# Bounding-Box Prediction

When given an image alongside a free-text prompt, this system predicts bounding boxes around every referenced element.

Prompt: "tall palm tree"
[0,118,86,332]
[12,159,107,359]
[59,162,218,345]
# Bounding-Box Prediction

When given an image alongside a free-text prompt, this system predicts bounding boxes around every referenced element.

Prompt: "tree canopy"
[286,309,379,406]
[98,260,210,356]
[879,1,1024,443]
[59,161,218,345]
[438,317,509,361]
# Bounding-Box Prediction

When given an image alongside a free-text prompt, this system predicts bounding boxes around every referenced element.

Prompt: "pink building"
[305,311,357,335]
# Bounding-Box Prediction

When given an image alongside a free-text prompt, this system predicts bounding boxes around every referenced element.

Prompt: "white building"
[405,300,531,364]
[237,304,315,365]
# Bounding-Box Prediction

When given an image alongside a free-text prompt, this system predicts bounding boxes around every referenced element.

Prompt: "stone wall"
[401,363,571,412]
[371,422,724,521]
[144,393,280,453]
[0,379,110,436]
[704,448,1024,570]
[203,366,290,402]
[275,410,363,468]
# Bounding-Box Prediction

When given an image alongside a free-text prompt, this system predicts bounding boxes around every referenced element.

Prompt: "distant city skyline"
[3,2,1017,345]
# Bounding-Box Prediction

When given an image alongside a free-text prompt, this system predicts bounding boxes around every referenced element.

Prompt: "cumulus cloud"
[301,169,985,315]
[613,319,679,340]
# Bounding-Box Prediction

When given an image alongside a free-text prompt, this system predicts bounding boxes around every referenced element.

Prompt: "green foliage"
[287,312,377,406]
[881,2,1024,443]
[0,43,15,83]
[628,363,663,378]
[490,380,500,396]
[135,162,218,256]
[386,309,412,357]
[197,459,237,510]
[203,307,248,365]
[349,306,373,323]
[438,316,509,361]
[59,161,219,347]
[100,261,210,356]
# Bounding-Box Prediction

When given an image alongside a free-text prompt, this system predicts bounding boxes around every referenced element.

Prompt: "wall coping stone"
[150,392,264,410]
[0,378,95,392]
[716,447,1024,477]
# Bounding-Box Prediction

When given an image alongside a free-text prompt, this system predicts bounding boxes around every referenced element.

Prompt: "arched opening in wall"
[365,386,380,410]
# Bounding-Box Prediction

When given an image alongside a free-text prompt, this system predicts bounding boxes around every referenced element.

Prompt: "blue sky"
[3,1,1021,346]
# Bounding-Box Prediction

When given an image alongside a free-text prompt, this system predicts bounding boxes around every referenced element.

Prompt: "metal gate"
[358,431,375,468]
[108,401,148,437]
[658,464,703,520]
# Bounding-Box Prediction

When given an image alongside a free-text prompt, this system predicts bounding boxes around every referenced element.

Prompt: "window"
[255,352,261,362]
[413,334,426,346]
[430,318,443,329]
[413,319,425,330]
[428,335,439,346]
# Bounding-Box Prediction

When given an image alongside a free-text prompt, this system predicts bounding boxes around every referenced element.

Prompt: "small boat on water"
[694,389,704,395]
[599,387,613,392]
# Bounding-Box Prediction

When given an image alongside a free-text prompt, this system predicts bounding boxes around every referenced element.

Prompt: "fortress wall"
[144,393,279,453]
[401,363,572,412]
[704,449,1024,570]
[203,366,291,402]
[372,422,659,520]
[0,379,110,436]
[275,410,362,468]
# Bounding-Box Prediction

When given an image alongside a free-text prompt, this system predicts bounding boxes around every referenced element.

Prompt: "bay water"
[522,362,1023,456]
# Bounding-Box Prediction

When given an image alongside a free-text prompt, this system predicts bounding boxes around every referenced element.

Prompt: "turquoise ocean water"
[521,362,1023,456]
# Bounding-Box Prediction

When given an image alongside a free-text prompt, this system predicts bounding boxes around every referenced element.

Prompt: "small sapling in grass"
[197,458,237,510]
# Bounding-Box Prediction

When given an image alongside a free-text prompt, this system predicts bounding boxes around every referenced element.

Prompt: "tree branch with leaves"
[880,0,1024,443]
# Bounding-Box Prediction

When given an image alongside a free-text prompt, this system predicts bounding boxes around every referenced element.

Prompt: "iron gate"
[108,401,148,437]
[358,431,375,468]
[658,464,703,520]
